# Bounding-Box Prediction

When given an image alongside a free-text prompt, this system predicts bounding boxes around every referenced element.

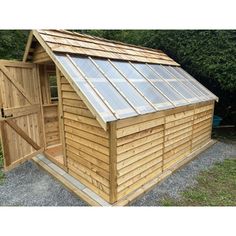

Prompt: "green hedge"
[1,30,235,124]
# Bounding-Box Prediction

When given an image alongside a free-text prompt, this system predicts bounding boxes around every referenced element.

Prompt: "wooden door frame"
[37,63,68,171]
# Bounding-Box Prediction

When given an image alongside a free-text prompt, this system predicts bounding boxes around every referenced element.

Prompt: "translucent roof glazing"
[55,53,218,124]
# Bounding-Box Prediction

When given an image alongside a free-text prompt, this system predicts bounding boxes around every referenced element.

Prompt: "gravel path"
[0,161,88,206]
[0,141,235,206]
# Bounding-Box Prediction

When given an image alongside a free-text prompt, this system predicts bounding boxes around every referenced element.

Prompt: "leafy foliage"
[75,30,236,123]
[82,30,236,92]
[0,30,236,122]
[0,30,29,60]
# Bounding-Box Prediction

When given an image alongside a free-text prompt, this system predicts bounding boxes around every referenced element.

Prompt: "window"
[48,74,58,102]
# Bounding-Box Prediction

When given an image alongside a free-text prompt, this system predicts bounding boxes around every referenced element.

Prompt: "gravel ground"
[0,141,235,206]
[131,141,236,206]
[0,161,88,206]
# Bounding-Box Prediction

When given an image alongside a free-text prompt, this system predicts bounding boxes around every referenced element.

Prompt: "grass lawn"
[161,157,236,206]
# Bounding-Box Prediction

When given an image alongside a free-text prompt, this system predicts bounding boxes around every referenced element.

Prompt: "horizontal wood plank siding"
[32,44,51,64]
[43,105,60,146]
[38,64,60,147]
[114,101,214,201]
[191,102,214,151]
[60,73,110,201]
[116,114,165,200]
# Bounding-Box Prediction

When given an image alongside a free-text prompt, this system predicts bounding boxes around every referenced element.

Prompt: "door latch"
[1,108,13,119]
[1,108,4,118]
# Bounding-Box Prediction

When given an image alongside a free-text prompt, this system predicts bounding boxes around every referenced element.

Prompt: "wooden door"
[0,60,44,171]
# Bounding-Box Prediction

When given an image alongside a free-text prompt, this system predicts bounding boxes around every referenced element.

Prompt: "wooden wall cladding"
[32,43,51,64]
[43,105,60,146]
[114,101,214,201]
[38,64,60,147]
[59,74,110,202]
[55,71,214,203]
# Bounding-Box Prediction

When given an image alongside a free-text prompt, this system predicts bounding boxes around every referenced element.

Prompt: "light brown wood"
[114,139,217,206]
[56,68,67,168]
[6,120,41,150]
[109,122,117,203]
[54,74,111,201]
[0,31,218,206]
[32,156,103,206]
[0,61,44,170]
[0,63,34,104]
[33,44,51,63]
[5,148,43,172]
[33,30,108,131]
[31,30,179,66]
[23,31,34,62]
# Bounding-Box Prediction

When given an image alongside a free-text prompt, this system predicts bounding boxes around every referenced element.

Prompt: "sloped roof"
[32,30,179,66]
[27,30,218,130]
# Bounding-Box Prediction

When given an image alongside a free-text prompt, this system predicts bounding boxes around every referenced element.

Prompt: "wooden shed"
[0,30,218,206]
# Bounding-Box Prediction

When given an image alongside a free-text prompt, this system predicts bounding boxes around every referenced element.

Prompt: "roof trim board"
[23,31,34,62]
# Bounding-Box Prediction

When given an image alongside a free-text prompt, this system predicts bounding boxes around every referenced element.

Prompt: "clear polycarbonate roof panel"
[132,62,188,106]
[71,56,137,119]
[149,64,200,102]
[54,53,217,124]
[164,66,209,101]
[174,67,218,100]
[112,61,174,110]
[93,58,155,114]
[55,54,116,122]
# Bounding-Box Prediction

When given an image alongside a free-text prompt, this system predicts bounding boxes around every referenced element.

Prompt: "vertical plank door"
[0,60,44,171]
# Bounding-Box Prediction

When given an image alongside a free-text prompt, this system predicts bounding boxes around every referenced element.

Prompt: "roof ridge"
[52,29,164,54]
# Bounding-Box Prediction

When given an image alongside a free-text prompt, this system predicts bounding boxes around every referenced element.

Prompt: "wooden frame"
[56,67,68,170]
[109,121,118,203]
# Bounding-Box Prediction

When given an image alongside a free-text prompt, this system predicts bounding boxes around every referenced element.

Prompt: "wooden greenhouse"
[0,30,218,206]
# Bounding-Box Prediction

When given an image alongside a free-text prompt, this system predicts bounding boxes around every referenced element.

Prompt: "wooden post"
[56,68,68,171]
[209,100,215,138]
[35,64,46,149]
[190,104,196,152]
[162,117,166,173]
[109,121,117,203]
